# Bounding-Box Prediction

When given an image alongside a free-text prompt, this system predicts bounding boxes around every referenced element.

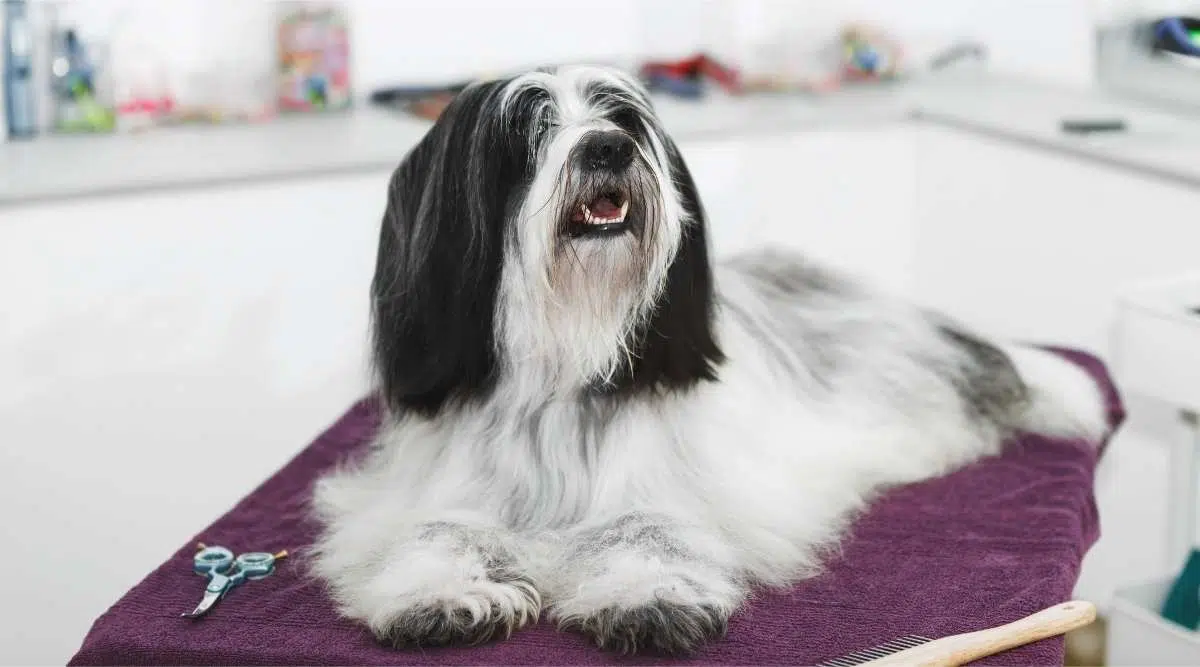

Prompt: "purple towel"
[70,349,1123,666]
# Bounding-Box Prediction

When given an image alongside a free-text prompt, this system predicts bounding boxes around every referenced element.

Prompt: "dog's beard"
[498,127,681,393]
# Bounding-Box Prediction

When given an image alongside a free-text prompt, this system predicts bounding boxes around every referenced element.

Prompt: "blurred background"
[7,0,1200,664]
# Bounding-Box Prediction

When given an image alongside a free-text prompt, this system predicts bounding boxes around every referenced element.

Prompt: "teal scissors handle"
[192,546,235,576]
[235,552,277,581]
[182,546,278,618]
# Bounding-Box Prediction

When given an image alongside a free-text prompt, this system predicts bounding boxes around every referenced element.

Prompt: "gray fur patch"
[415,520,468,541]
[723,253,866,389]
[499,397,621,530]
[414,522,522,579]
[936,325,1030,425]
[568,512,691,560]
[730,249,858,300]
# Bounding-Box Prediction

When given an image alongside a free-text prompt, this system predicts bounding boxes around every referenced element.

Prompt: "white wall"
[1094,0,1200,24]
[41,0,1103,101]
[731,0,1097,87]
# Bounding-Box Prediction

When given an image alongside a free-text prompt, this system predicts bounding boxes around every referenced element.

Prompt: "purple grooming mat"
[70,348,1123,666]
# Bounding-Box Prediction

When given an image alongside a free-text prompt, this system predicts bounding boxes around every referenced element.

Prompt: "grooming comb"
[818,600,1096,667]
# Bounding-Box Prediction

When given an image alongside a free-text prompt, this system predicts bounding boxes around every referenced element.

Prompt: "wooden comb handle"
[866,600,1097,667]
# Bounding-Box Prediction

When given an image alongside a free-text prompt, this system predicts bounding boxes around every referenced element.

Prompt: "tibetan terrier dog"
[312,65,1106,655]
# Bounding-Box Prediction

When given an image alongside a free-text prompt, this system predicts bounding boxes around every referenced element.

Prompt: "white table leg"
[1168,410,1200,570]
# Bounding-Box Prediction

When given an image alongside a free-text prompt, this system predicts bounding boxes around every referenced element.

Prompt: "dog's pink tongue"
[589,197,621,218]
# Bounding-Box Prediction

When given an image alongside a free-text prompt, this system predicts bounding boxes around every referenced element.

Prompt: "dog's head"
[373,66,722,415]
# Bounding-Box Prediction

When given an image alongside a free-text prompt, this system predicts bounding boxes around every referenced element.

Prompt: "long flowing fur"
[311,65,1109,655]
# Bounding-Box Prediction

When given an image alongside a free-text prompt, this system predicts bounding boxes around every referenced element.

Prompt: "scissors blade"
[181,589,223,619]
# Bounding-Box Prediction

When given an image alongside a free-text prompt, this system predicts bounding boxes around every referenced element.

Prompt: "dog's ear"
[613,134,725,393]
[371,81,517,416]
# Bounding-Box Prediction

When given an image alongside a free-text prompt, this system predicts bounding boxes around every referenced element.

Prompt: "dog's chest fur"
[365,262,1005,543]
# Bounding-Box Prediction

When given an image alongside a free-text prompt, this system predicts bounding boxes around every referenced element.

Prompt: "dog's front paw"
[559,600,728,656]
[372,575,541,648]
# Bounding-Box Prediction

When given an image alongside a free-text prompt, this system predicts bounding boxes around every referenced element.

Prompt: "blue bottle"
[4,0,37,139]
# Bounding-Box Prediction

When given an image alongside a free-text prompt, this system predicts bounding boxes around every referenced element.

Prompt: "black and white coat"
[311,65,1107,655]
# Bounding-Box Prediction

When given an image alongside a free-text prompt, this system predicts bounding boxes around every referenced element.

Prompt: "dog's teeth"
[578,200,629,225]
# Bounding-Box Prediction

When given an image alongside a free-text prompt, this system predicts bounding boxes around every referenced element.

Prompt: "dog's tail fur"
[1002,345,1110,442]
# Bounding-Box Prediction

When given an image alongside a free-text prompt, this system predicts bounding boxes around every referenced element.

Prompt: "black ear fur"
[373,77,721,411]
[371,81,519,416]
[606,135,724,394]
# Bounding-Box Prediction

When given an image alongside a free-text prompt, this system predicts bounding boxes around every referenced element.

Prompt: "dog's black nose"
[580,131,635,172]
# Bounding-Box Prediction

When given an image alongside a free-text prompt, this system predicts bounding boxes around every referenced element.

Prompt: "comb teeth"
[818,635,933,667]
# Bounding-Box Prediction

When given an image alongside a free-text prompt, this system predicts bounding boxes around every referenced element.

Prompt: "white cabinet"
[0,171,388,663]
[680,125,916,291]
[677,139,757,257]
[912,124,1200,354]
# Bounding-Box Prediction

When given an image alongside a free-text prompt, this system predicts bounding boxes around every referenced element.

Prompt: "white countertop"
[913,76,1200,190]
[4,74,1200,206]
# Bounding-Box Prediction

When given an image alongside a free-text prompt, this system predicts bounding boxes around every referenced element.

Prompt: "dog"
[311,65,1107,655]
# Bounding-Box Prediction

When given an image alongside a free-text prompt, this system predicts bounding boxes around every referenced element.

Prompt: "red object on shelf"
[639,53,742,93]
[116,97,175,115]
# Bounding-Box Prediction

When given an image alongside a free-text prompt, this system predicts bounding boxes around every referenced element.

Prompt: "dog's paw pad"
[561,600,728,655]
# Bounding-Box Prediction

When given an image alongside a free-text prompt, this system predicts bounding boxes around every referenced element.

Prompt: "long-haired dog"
[312,65,1106,655]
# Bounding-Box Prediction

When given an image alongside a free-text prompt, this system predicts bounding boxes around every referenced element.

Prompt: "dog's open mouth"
[567,189,630,238]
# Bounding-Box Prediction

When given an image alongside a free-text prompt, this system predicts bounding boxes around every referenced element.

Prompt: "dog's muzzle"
[566,131,637,239]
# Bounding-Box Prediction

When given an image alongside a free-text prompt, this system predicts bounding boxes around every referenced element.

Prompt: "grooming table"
[70,349,1123,666]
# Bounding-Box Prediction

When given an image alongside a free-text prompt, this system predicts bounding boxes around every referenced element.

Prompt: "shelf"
[6,74,1200,207]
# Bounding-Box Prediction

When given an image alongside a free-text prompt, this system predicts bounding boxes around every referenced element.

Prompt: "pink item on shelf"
[116,97,174,115]
[276,3,352,113]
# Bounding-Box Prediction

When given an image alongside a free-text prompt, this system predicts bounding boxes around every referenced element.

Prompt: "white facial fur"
[495,66,687,395]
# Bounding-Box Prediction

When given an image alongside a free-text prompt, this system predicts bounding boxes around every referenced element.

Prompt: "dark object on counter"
[640,53,740,99]
[370,83,470,121]
[1152,17,1200,58]
[1060,118,1128,135]
[1161,548,1200,630]
[641,72,705,99]
[369,83,470,106]
[928,42,989,70]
